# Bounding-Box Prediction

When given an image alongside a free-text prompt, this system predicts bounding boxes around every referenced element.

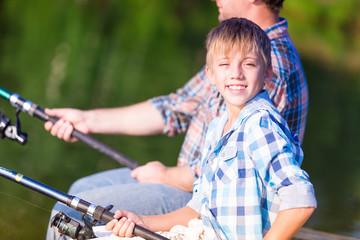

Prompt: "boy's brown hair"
[206,17,272,71]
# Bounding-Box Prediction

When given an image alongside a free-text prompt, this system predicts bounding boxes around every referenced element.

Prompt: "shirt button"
[221,152,225,158]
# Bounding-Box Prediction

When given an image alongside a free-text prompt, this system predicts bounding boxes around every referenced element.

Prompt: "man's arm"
[263,207,315,240]
[44,100,165,141]
[45,101,197,191]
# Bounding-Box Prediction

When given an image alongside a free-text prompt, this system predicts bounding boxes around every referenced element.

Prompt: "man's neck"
[255,13,279,30]
[247,4,279,30]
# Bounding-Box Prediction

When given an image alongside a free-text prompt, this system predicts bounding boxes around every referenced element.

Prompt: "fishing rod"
[0,105,167,239]
[0,86,141,169]
[0,164,169,240]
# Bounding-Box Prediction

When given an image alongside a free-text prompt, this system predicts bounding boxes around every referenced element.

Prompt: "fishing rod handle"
[97,208,169,240]
[69,198,169,240]
[68,198,169,240]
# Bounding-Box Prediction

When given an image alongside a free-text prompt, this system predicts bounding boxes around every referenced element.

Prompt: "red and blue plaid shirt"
[151,18,308,178]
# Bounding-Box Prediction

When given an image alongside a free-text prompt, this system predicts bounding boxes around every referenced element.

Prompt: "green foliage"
[0,0,359,239]
[282,0,360,70]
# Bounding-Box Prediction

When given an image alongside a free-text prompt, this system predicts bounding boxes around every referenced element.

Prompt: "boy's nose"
[231,65,244,80]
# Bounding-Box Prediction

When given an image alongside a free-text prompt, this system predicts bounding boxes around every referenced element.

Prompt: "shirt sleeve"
[150,66,211,137]
[186,178,202,213]
[246,111,317,211]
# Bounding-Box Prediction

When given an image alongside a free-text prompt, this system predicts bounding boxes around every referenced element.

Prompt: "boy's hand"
[44,108,90,142]
[105,210,145,238]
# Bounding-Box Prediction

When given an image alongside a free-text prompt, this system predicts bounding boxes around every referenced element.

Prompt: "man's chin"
[218,15,225,22]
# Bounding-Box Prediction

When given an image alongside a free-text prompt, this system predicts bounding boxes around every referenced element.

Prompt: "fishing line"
[0,191,51,213]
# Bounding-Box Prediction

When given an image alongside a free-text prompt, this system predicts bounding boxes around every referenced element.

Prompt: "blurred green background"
[0,0,359,239]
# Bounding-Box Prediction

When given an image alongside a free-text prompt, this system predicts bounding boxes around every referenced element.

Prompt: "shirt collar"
[216,90,279,139]
[264,17,288,40]
[233,90,276,129]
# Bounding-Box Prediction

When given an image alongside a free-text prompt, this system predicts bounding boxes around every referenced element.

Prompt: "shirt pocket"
[214,146,238,184]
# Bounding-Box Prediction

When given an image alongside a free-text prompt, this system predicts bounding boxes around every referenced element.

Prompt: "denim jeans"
[46,168,193,240]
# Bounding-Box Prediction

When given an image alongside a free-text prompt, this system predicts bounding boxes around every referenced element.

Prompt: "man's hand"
[131,162,195,192]
[131,161,167,184]
[44,108,90,142]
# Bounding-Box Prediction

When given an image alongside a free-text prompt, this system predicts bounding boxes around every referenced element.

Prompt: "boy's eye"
[245,62,255,66]
[245,62,256,66]
[219,63,229,66]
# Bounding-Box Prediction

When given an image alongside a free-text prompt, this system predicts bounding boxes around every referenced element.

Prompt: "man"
[45,0,308,239]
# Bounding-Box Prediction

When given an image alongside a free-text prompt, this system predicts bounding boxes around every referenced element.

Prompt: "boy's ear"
[206,65,215,85]
[264,67,272,84]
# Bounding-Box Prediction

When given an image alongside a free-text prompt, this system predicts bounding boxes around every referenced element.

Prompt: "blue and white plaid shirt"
[187,91,316,239]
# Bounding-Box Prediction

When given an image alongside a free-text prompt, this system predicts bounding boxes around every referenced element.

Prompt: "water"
[299,59,360,237]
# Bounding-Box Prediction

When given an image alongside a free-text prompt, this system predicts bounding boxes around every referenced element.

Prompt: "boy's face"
[206,50,271,111]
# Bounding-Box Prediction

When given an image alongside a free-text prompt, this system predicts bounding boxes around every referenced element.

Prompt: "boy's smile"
[207,51,271,118]
[227,84,246,93]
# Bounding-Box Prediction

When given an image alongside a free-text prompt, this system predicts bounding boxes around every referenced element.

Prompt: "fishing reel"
[0,109,27,145]
[51,212,97,240]
[51,205,113,240]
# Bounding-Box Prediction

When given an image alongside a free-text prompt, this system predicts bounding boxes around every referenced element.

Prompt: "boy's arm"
[106,206,199,238]
[143,206,199,232]
[263,207,315,240]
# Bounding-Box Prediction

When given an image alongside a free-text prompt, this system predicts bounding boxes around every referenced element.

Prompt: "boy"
[108,18,316,239]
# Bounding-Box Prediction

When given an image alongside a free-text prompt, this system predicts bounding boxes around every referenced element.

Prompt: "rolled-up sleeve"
[278,182,317,211]
[247,112,317,211]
